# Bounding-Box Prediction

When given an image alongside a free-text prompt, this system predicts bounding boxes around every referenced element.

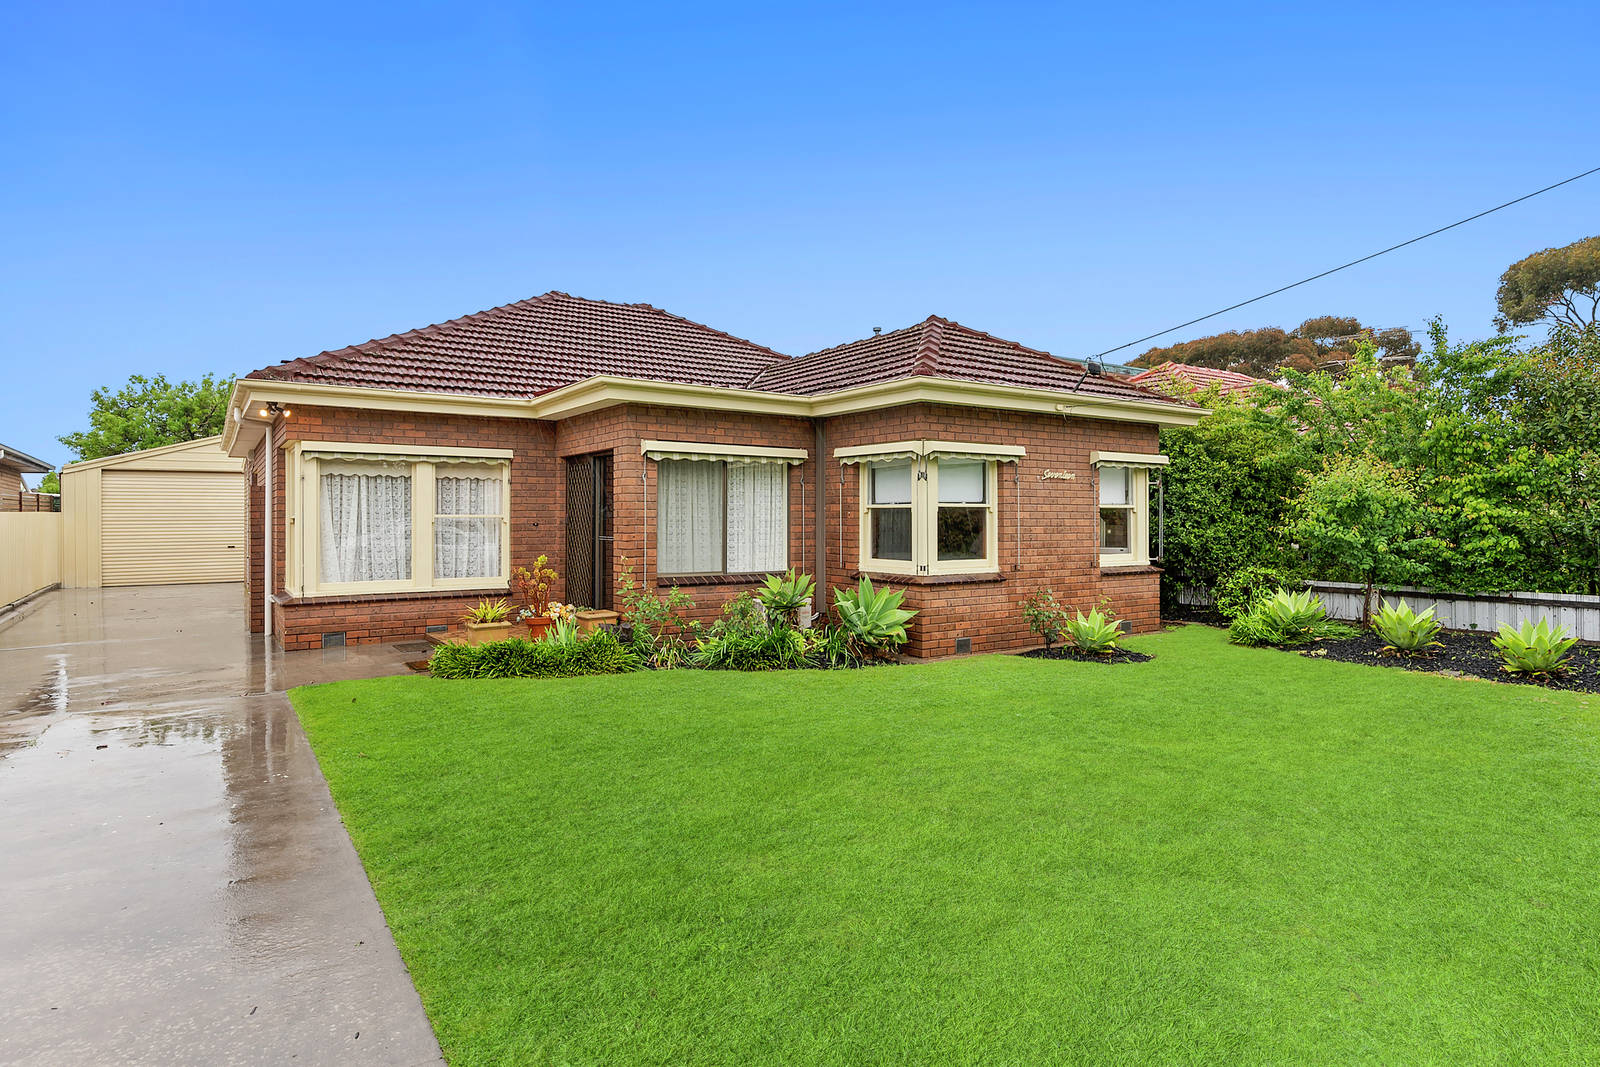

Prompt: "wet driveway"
[0,584,443,1066]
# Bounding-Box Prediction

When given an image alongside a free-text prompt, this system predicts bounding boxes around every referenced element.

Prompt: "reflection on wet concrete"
[0,584,442,1065]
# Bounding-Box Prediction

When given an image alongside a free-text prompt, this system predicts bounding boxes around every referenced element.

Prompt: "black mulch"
[1300,630,1600,694]
[1020,646,1154,665]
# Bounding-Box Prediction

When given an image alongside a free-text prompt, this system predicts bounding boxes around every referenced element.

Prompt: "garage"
[60,436,245,588]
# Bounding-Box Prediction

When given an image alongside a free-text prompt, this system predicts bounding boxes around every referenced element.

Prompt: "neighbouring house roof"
[0,442,54,474]
[245,291,790,398]
[747,316,1180,405]
[242,291,1195,413]
[1126,362,1277,397]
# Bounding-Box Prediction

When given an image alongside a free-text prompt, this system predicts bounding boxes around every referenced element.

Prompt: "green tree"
[1288,453,1433,621]
[1495,234,1600,331]
[35,471,60,495]
[57,373,234,461]
[1131,316,1418,376]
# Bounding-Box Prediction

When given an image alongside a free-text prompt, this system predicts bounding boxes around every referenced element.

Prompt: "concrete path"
[0,584,443,1066]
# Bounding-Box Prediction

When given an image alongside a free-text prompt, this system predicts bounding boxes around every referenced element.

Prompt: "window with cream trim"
[656,458,788,575]
[860,457,998,575]
[285,444,512,596]
[1097,464,1149,567]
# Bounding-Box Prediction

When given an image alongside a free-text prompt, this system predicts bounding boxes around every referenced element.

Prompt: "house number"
[1039,469,1075,481]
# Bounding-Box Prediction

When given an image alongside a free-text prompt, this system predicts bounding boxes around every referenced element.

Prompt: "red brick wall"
[820,403,1161,657]
[248,399,1161,655]
[555,404,816,628]
[253,405,556,649]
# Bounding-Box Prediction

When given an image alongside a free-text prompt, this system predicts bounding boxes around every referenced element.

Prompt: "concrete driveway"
[0,584,443,1066]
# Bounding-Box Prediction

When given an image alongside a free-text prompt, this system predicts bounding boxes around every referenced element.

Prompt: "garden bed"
[1019,646,1153,664]
[1301,630,1600,694]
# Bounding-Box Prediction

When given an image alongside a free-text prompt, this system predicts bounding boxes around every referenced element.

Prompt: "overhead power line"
[1088,164,1600,361]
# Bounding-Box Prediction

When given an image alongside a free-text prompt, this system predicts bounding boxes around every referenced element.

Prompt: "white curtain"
[320,470,412,583]
[726,462,786,572]
[436,475,502,580]
[657,460,724,573]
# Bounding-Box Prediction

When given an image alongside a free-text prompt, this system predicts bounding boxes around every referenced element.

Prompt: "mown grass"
[292,624,1600,1065]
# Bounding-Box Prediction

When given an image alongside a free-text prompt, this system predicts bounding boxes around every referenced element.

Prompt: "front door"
[564,454,613,609]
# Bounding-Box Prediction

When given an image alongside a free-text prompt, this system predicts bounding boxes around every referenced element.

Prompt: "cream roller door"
[101,471,245,585]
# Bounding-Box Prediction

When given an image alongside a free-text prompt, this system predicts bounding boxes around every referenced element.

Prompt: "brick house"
[223,292,1205,655]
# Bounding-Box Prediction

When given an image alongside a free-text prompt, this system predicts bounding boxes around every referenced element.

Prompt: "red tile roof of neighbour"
[245,291,790,397]
[748,316,1189,405]
[245,293,1193,410]
[1127,362,1277,397]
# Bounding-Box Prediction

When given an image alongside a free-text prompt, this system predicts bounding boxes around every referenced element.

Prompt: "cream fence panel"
[0,512,61,608]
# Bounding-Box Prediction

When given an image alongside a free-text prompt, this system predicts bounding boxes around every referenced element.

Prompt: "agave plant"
[757,569,816,627]
[1228,588,1354,648]
[1491,618,1577,679]
[833,577,917,659]
[1370,599,1443,655]
[1061,609,1122,653]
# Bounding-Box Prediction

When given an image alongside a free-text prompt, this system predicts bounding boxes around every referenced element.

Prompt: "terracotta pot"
[463,620,513,646]
[575,609,619,634]
[524,616,555,639]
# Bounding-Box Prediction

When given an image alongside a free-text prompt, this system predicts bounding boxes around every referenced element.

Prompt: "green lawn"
[293,625,1600,1065]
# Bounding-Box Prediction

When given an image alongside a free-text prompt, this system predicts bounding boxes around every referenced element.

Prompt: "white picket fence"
[1307,581,1600,642]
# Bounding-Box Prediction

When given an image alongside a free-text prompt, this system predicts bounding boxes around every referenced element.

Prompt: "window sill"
[1097,563,1163,576]
[274,586,509,606]
[657,573,770,588]
[854,571,1006,586]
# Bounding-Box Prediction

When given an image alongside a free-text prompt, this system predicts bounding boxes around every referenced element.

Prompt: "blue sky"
[3,1,1597,469]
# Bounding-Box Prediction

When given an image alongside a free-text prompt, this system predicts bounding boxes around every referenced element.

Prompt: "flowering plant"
[546,602,577,622]
[511,554,559,616]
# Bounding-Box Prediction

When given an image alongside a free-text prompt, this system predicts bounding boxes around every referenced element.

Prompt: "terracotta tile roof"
[245,294,1194,411]
[1127,361,1278,397]
[244,291,789,397]
[747,316,1189,405]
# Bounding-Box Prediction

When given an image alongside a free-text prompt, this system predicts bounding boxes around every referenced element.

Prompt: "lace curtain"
[320,470,412,583]
[657,460,724,573]
[726,462,786,572]
[436,475,502,579]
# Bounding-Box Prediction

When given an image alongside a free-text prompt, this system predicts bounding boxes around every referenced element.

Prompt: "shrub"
[757,569,816,627]
[616,557,697,667]
[1370,599,1443,655]
[1212,565,1300,621]
[1061,609,1122,653]
[691,621,808,671]
[1021,589,1068,649]
[429,628,642,680]
[804,625,858,670]
[1491,619,1577,678]
[716,592,768,637]
[1228,589,1357,647]
[833,577,917,660]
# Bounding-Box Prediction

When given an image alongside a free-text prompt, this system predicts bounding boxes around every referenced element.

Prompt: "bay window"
[841,441,1021,576]
[645,441,806,576]
[287,443,512,595]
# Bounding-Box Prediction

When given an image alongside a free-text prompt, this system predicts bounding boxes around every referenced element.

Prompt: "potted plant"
[511,556,560,638]
[461,598,514,645]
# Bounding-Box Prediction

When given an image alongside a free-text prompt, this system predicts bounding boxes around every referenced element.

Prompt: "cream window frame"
[653,458,792,578]
[1097,464,1150,569]
[286,442,513,597]
[858,457,999,576]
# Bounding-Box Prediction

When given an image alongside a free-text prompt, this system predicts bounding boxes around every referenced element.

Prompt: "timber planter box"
[575,609,619,634]
[462,620,513,646]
